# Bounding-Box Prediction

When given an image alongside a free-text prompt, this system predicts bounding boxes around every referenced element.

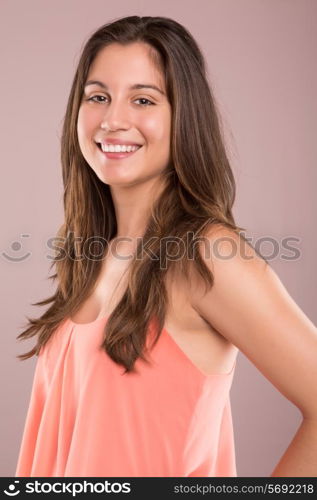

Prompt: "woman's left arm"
[190,226,317,477]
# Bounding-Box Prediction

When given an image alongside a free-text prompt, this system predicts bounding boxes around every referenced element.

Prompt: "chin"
[96,172,138,187]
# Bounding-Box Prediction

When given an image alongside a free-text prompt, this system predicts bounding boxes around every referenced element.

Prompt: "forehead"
[87,42,165,89]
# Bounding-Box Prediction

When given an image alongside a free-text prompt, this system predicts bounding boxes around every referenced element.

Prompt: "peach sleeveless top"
[15,316,237,477]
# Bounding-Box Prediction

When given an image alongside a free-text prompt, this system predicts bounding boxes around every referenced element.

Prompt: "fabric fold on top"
[16,317,237,477]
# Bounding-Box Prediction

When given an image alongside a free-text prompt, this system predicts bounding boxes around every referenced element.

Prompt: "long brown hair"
[16,15,259,374]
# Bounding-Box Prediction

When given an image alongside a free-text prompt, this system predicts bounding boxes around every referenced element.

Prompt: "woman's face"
[77,42,171,186]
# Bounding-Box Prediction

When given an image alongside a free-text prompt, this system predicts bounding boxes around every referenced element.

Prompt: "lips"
[95,142,142,152]
[95,142,143,161]
[96,139,142,147]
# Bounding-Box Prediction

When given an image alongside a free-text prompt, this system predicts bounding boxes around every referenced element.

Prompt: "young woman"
[15,16,317,477]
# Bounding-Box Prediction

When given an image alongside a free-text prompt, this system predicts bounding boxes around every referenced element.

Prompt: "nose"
[100,99,131,132]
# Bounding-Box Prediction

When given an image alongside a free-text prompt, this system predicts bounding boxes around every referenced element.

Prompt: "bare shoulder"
[201,223,265,266]
[189,223,267,297]
[187,223,317,419]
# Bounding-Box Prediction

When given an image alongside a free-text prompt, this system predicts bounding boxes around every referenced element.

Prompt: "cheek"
[77,107,96,143]
[141,113,171,145]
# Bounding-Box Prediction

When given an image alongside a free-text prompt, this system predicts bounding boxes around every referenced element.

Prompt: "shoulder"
[192,222,267,285]
[188,223,317,419]
[188,222,271,341]
[204,223,263,257]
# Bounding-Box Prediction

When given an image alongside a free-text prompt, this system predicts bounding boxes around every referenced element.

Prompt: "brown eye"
[134,98,154,106]
[87,95,107,103]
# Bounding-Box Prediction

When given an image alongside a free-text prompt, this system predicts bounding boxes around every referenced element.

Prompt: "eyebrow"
[84,80,165,96]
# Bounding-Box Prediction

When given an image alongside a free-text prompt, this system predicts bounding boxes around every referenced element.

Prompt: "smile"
[96,142,142,160]
[102,143,140,153]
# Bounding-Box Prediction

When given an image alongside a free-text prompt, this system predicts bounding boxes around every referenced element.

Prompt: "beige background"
[1,0,316,476]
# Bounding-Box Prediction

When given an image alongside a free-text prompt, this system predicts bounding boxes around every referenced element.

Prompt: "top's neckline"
[68,315,108,327]
[67,315,237,379]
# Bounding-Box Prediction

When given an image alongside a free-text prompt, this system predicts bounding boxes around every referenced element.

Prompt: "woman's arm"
[189,225,317,477]
[270,418,317,476]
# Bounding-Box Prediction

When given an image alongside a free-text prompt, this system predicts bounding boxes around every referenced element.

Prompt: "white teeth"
[100,143,140,153]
